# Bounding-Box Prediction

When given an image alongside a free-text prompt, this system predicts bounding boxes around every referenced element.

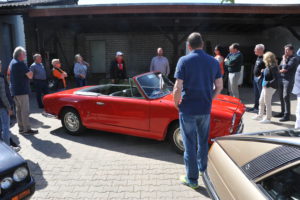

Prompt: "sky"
[78,0,300,5]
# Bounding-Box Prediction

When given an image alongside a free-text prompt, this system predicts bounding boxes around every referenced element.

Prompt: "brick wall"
[24,22,299,81]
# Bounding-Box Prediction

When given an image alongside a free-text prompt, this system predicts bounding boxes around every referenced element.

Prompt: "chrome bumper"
[202,171,220,200]
[236,120,244,134]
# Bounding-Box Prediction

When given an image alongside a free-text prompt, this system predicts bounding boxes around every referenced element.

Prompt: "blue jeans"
[75,77,86,87]
[179,113,210,185]
[253,76,262,109]
[0,108,11,145]
[34,79,49,108]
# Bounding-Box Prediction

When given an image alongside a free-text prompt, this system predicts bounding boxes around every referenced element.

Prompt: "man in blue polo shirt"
[173,32,223,189]
[30,53,49,108]
[10,47,38,135]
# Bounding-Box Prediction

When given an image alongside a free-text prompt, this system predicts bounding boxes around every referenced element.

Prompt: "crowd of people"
[212,42,300,124]
[0,32,300,190]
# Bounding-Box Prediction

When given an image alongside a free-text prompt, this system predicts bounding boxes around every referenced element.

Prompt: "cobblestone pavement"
[13,88,296,200]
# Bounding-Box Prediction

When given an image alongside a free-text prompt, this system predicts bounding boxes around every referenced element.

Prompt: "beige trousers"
[228,72,241,98]
[258,87,276,120]
[14,94,31,131]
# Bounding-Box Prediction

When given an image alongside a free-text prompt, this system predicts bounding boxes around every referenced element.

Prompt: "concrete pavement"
[12,87,297,200]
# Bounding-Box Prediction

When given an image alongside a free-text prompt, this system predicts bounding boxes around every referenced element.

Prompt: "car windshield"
[136,73,174,99]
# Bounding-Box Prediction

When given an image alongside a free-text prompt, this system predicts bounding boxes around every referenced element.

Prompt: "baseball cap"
[116,51,123,56]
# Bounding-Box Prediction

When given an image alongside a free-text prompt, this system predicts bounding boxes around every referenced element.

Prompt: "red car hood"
[161,93,241,114]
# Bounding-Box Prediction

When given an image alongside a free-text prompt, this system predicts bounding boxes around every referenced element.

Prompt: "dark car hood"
[0,141,25,173]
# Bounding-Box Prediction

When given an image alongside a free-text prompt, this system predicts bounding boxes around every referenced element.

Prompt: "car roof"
[215,129,300,181]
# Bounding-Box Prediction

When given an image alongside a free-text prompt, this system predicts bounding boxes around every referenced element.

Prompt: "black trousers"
[253,77,263,109]
[34,79,49,108]
[278,79,293,116]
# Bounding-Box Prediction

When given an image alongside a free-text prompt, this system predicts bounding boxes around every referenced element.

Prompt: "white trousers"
[258,87,276,120]
[296,96,300,129]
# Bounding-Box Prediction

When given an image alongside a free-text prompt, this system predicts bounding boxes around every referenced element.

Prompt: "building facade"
[2,2,300,84]
[0,15,25,71]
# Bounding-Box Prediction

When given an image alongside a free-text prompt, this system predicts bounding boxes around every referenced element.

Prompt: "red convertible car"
[43,72,245,153]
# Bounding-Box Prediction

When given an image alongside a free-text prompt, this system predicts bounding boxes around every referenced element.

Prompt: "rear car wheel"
[61,108,85,135]
[168,122,184,154]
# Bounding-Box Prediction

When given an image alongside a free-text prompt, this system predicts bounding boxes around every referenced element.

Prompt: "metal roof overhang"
[28,3,300,17]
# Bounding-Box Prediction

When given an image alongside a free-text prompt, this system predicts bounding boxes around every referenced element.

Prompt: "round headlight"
[1,177,13,189]
[13,167,28,182]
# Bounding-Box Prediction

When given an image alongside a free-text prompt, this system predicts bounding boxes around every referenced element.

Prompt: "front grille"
[235,120,244,134]
[0,166,31,198]
[241,145,300,180]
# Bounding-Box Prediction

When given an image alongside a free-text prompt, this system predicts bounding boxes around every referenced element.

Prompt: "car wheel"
[61,108,85,135]
[168,122,184,154]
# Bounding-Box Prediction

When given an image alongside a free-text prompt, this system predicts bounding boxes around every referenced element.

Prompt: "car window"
[129,78,144,99]
[258,164,300,200]
[136,73,174,99]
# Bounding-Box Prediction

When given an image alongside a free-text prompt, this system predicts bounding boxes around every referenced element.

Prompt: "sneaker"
[180,175,199,189]
[11,146,21,152]
[21,129,39,135]
[259,119,271,124]
[252,115,262,120]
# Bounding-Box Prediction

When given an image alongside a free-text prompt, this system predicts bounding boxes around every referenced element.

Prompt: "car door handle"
[96,102,105,106]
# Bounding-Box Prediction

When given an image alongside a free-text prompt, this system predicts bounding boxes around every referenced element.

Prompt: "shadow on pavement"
[10,133,20,146]
[23,135,71,159]
[50,127,183,164]
[195,186,210,198]
[26,160,48,191]
[271,122,295,129]
[29,117,51,129]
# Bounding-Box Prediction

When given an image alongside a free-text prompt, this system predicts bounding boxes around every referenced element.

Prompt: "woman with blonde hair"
[252,52,279,123]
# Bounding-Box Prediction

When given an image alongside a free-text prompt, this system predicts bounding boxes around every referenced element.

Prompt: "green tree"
[221,0,235,3]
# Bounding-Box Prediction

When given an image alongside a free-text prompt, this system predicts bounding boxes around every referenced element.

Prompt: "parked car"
[0,141,35,200]
[203,129,300,200]
[43,72,245,153]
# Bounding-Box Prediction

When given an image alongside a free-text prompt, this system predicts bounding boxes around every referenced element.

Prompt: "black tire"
[168,122,184,154]
[61,108,85,135]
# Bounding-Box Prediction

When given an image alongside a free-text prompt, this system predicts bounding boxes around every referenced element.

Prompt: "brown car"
[203,129,300,200]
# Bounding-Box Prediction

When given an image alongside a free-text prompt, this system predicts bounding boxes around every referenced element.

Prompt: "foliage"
[221,0,235,3]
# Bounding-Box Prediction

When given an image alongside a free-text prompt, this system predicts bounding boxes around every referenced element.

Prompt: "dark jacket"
[0,74,13,110]
[253,56,265,77]
[110,60,127,80]
[225,51,243,73]
[263,66,279,89]
[279,55,299,81]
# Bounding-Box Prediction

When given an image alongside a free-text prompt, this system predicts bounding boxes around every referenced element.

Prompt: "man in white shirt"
[150,47,170,76]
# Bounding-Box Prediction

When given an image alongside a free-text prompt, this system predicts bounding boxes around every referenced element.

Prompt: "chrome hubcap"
[173,128,184,151]
[64,112,79,132]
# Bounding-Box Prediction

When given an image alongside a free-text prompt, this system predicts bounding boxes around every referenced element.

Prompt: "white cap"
[116,51,123,56]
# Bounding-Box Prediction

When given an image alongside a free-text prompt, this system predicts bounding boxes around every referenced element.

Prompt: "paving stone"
[18,89,295,199]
